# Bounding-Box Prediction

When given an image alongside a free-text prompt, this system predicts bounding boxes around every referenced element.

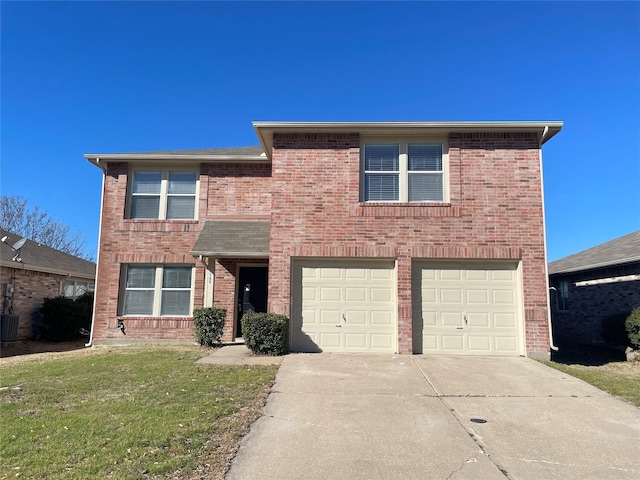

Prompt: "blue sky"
[1,1,639,261]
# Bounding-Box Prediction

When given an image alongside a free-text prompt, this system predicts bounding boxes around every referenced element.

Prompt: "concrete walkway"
[225,353,640,480]
[195,343,283,366]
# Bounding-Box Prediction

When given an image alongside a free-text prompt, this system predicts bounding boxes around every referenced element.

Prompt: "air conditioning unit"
[1,314,19,342]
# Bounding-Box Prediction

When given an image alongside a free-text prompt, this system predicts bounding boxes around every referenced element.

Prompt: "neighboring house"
[549,230,640,345]
[85,121,562,358]
[0,228,96,340]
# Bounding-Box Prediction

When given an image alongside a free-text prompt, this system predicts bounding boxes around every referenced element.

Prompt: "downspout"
[85,158,106,347]
[539,127,559,352]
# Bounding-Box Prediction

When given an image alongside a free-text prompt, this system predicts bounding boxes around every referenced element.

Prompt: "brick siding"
[1,266,65,340]
[550,262,640,345]
[92,131,550,357]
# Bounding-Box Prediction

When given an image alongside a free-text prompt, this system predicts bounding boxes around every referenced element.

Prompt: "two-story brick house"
[85,121,562,358]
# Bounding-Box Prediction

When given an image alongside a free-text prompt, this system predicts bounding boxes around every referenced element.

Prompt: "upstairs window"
[363,141,447,202]
[129,170,198,219]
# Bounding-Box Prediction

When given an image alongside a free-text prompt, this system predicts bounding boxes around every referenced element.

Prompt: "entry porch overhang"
[190,221,270,259]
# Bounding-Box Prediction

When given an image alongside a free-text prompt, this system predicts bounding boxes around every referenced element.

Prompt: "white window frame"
[361,137,449,203]
[127,166,199,220]
[61,279,95,300]
[120,264,195,317]
[556,280,569,312]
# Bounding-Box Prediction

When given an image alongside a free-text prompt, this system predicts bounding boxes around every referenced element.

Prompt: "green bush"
[626,307,640,349]
[602,311,631,345]
[40,293,93,342]
[241,312,288,356]
[193,307,226,347]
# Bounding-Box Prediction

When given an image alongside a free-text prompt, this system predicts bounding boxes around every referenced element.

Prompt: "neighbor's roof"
[190,221,270,258]
[0,228,96,279]
[548,230,640,275]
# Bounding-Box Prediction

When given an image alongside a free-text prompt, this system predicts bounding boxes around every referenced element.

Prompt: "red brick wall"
[267,132,549,356]
[1,266,65,340]
[92,162,271,344]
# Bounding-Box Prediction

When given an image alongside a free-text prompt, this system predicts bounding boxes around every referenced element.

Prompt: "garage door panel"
[371,310,393,325]
[292,260,396,353]
[468,312,489,327]
[371,334,393,349]
[422,311,437,326]
[494,313,517,328]
[467,289,489,304]
[492,290,515,304]
[441,335,464,351]
[371,287,393,302]
[468,336,491,352]
[345,310,366,325]
[442,312,463,327]
[345,287,366,302]
[344,333,367,349]
[415,262,522,356]
[318,332,342,348]
[441,289,463,303]
[320,287,342,301]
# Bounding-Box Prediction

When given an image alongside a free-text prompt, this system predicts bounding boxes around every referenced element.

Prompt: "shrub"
[626,308,640,350]
[40,293,93,342]
[241,312,288,356]
[602,311,631,345]
[193,307,226,347]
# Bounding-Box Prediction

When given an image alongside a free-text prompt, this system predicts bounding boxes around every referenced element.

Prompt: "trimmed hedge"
[626,308,640,349]
[193,307,226,347]
[241,312,288,356]
[40,293,93,342]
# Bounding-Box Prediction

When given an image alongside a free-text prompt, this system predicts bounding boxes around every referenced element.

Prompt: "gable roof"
[0,228,96,279]
[548,230,640,275]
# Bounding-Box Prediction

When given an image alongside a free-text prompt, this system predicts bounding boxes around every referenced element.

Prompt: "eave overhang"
[253,121,563,160]
[84,153,268,170]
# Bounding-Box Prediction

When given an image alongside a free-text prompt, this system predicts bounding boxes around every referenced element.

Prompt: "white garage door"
[414,261,523,355]
[291,260,397,353]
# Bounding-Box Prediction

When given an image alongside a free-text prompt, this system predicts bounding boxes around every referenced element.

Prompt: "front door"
[236,266,268,337]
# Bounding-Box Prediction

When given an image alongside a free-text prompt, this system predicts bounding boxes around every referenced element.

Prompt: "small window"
[129,170,197,220]
[121,264,193,316]
[556,280,569,311]
[61,280,95,300]
[362,140,447,202]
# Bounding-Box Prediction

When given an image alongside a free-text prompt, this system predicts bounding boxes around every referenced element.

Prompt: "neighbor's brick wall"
[550,263,640,344]
[267,132,550,356]
[1,266,64,340]
[92,162,271,343]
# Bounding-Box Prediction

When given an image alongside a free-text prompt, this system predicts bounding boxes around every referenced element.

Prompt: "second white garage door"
[413,261,524,355]
[291,260,397,353]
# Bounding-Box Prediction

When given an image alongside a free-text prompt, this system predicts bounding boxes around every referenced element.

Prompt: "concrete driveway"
[226,354,640,480]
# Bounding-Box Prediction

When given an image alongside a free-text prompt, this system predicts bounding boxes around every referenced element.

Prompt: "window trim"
[126,166,199,220]
[61,279,95,300]
[119,264,195,317]
[360,136,449,203]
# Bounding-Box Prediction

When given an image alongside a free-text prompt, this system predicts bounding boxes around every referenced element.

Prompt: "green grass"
[0,346,278,479]
[543,361,640,407]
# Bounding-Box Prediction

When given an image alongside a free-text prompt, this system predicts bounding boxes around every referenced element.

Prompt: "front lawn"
[0,346,278,479]
[543,360,640,407]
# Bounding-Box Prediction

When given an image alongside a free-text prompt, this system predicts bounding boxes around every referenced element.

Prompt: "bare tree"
[0,195,91,260]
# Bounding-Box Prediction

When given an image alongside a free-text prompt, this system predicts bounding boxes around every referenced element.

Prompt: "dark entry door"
[236,266,268,337]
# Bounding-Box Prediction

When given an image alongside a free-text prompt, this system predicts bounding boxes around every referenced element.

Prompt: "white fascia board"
[253,121,564,157]
[84,153,269,169]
